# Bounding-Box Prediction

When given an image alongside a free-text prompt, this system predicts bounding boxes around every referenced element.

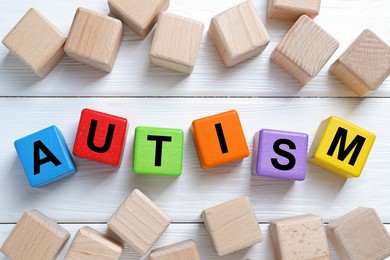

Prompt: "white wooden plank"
[1,98,390,223]
[1,223,389,259]
[0,0,389,97]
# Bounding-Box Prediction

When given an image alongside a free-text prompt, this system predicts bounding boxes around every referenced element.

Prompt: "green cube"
[133,126,184,176]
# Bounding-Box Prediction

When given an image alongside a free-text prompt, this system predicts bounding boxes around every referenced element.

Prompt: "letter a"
[34,140,62,175]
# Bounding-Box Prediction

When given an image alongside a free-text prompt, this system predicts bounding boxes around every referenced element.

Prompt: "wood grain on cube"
[202,196,262,256]
[64,8,123,72]
[330,29,390,96]
[270,214,329,260]
[150,12,204,74]
[149,239,200,260]
[326,208,390,260]
[0,210,70,259]
[108,0,169,38]
[65,226,123,260]
[209,0,270,67]
[2,8,66,77]
[107,189,171,255]
[267,0,321,21]
[271,15,339,84]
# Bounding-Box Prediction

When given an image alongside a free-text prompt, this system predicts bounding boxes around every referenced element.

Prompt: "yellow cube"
[308,116,375,178]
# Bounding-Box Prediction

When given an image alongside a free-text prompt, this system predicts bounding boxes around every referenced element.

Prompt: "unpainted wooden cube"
[64,8,123,72]
[149,239,200,260]
[330,29,390,96]
[271,15,339,84]
[269,214,330,260]
[209,0,270,67]
[65,226,124,260]
[2,8,66,77]
[150,12,204,74]
[326,208,390,260]
[0,210,70,259]
[202,196,262,256]
[108,0,169,38]
[267,0,321,21]
[108,189,171,255]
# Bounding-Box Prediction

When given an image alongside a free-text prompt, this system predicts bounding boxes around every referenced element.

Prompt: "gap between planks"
[1,222,389,225]
[1,96,390,99]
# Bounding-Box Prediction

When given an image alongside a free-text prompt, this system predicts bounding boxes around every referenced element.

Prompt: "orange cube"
[191,110,249,169]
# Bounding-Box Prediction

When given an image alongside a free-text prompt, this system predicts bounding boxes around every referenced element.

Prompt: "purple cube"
[252,129,308,181]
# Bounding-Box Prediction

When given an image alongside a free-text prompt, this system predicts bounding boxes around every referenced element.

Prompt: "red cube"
[73,108,128,166]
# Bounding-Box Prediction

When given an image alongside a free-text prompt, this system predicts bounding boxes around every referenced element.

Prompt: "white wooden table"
[1,0,389,259]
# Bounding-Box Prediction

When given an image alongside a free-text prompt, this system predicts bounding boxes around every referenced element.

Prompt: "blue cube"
[14,126,76,187]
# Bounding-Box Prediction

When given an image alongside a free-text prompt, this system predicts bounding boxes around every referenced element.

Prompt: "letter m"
[327,127,366,166]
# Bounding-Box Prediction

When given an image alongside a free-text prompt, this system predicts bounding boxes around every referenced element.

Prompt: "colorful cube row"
[2,192,389,259]
[3,1,389,94]
[14,108,376,187]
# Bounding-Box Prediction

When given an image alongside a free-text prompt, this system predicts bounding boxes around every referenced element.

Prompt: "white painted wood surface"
[1,0,390,259]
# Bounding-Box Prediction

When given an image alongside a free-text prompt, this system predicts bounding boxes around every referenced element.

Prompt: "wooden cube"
[149,239,200,260]
[14,125,76,187]
[65,226,124,260]
[108,0,169,38]
[73,108,128,166]
[202,196,262,256]
[326,208,390,260]
[267,0,321,21]
[0,210,70,259]
[133,126,183,176]
[2,8,66,77]
[252,129,308,181]
[308,116,376,178]
[192,110,249,169]
[64,8,123,72]
[108,189,171,255]
[271,15,339,84]
[150,12,204,74]
[330,29,390,96]
[209,0,270,67]
[270,214,330,260]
